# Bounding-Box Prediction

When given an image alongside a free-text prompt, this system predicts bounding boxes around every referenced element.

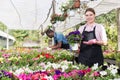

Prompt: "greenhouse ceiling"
[0,0,120,31]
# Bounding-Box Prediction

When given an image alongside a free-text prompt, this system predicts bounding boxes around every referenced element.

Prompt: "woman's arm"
[95,40,107,45]
[83,39,107,46]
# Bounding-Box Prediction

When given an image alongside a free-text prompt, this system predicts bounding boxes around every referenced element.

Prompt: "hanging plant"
[60,0,80,13]
[60,4,70,12]
[50,12,68,24]
[50,0,81,24]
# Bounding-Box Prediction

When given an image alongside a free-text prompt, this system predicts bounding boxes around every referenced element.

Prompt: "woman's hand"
[83,39,97,45]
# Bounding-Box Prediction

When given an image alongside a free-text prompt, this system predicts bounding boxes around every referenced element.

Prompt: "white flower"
[46,47,52,50]
[100,71,107,76]
[108,64,118,70]
[52,63,60,69]
[41,69,46,72]
[45,65,51,70]
[114,78,120,80]
[14,68,24,75]
[45,76,54,80]
[111,69,118,76]
[24,67,33,73]
[72,65,79,69]
[92,63,98,70]
[61,65,68,72]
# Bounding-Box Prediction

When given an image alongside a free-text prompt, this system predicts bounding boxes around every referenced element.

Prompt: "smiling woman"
[78,8,107,67]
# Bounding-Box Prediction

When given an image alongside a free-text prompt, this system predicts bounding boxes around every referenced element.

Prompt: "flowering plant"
[66,30,82,45]
[50,13,68,24]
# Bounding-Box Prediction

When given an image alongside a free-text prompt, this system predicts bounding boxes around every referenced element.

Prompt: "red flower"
[42,53,54,59]
[41,78,47,80]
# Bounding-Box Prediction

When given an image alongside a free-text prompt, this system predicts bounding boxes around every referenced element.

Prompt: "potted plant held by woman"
[66,30,82,51]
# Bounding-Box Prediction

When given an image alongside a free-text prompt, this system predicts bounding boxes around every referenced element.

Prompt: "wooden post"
[117,8,120,51]
[52,0,56,31]
[52,0,55,15]
[52,0,56,45]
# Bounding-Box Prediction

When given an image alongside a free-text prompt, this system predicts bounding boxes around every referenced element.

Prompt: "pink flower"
[92,71,100,77]
[2,53,11,58]
[39,63,46,68]
[53,74,61,80]
[62,72,70,78]
[18,73,27,80]
[32,57,39,61]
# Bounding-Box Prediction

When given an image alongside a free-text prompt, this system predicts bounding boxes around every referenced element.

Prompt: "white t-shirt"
[78,23,107,42]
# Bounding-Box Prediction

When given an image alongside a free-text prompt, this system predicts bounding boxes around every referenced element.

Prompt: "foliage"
[9,30,41,47]
[10,30,28,41]
[103,50,120,69]
[0,49,120,79]
[0,22,7,31]
[105,26,117,50]
[96,9,117,50]
[0,48,73,68]
[96,9,116,26]
[104,50,120,62]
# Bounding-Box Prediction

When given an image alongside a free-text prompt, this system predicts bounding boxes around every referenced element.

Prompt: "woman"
[78,8,107,67]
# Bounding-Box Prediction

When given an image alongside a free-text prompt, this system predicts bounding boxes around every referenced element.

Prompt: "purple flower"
[1,70,12,78]
[66,30,82,44]
[74,30,80,35]
[78,71,85,77]
[69,31,75,35]
[55,70,62,75]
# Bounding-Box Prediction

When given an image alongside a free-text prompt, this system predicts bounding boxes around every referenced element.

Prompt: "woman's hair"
[85,8,95,14]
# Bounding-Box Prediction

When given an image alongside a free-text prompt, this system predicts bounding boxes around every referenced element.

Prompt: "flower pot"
[72,0,80,9]
[70,43,79,51]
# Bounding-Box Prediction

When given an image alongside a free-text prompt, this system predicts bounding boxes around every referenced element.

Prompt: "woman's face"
[85,11,95,23]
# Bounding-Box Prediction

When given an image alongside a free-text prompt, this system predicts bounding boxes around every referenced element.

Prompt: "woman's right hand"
[83,39,97,45]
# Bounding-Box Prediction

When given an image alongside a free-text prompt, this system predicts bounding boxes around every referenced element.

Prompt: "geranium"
[66,30,82,45]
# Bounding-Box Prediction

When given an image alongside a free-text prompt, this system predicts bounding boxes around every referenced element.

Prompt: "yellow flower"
[0,57,4,63]
[8,57,19,61]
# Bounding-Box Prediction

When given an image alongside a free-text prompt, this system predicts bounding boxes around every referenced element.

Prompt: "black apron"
[78,26,103,67]
[55,39,70,49]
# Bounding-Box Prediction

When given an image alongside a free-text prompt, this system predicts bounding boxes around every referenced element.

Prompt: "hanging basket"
[72,0,80,9]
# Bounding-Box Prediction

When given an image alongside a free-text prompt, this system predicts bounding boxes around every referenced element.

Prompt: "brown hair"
[85,8,95,14]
